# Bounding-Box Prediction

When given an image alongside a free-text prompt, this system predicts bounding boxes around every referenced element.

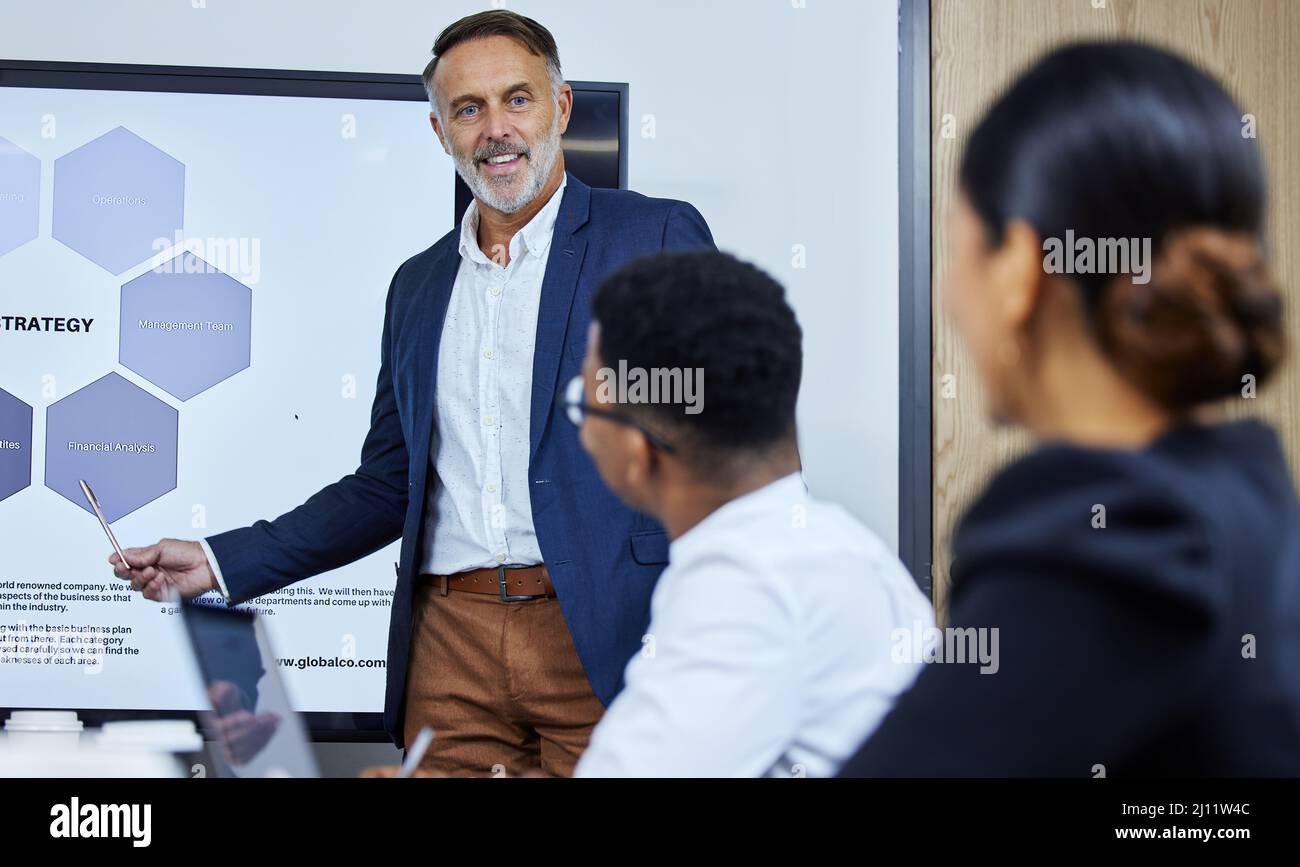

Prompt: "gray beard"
[454,114,563,215]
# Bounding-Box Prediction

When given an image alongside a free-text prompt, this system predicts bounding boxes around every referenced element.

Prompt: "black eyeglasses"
[563,375,676,453]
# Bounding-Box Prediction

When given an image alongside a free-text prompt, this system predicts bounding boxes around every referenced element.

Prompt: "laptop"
[179,601,321,778]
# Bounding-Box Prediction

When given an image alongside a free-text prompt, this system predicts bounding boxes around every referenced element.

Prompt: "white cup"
[4,710,83,749]
[97,720,203,753]
[96,720,206,774]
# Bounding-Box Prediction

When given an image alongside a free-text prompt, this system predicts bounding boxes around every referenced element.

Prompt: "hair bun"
[1098,228,1285,410]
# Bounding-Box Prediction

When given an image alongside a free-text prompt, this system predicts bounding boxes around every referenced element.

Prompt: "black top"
[839,419,1300,777]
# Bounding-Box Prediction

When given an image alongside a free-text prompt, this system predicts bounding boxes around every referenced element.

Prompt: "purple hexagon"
[0,137,40,258]
[45,373,178,523]
[0,388,33,503]
[119,252,252,401]
[52,126,184,275]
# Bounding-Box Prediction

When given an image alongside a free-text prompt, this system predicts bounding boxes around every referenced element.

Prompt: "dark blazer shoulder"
[379,229,459,318]
[397,229,458,280]
[951,441,1228,618]
[583,183,711,246]
[586,184,696,218]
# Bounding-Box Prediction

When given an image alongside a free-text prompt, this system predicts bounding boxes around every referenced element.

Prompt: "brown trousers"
[401,578,606,777]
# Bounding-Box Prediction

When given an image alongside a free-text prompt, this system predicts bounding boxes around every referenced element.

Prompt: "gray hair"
[420,10,565,124]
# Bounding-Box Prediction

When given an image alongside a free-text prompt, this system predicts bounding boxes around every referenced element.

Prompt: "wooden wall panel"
[930,0,1300,621]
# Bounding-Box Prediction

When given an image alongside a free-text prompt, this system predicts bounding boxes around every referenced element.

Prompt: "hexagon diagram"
[0,137,40,258]
[45,373,178,523]
[119,252,252,400]
[52,126,184,275]
[0,387,33,503]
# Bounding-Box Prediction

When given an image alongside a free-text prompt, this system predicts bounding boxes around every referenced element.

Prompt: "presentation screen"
[0,62,626,736]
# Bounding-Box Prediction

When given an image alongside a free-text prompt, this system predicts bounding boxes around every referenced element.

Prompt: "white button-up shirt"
[418,174,567,575]
[574,472,935,778]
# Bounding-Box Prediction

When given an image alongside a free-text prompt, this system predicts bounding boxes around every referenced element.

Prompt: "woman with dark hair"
[839,41,1300,777]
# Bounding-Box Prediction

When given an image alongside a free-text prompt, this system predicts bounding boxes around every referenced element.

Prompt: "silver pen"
[398,726,435,777]
[79,479,130,572]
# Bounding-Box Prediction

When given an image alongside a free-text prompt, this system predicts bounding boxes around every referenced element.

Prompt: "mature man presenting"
[110,10,714,776]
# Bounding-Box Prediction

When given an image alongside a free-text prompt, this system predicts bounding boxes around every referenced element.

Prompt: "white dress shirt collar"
[457,171,568,267]
[670,472,808,558]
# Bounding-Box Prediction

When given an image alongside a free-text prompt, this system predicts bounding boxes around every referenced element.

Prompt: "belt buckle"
[498,566,536,602]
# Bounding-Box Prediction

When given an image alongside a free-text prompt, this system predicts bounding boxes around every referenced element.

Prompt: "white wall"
[0,0,900,548]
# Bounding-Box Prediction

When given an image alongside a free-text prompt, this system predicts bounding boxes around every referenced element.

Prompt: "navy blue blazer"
[206,173,716,746]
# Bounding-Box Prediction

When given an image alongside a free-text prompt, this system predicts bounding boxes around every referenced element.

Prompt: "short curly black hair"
[590,250,802,473]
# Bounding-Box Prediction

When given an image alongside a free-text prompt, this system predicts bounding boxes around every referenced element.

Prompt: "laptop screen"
[180,603,320,779]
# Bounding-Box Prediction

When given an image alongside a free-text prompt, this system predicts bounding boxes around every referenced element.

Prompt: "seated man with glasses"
[564,250,933,777]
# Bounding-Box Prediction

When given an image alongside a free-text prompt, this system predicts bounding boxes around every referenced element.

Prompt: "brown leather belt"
[418,565,555,602]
